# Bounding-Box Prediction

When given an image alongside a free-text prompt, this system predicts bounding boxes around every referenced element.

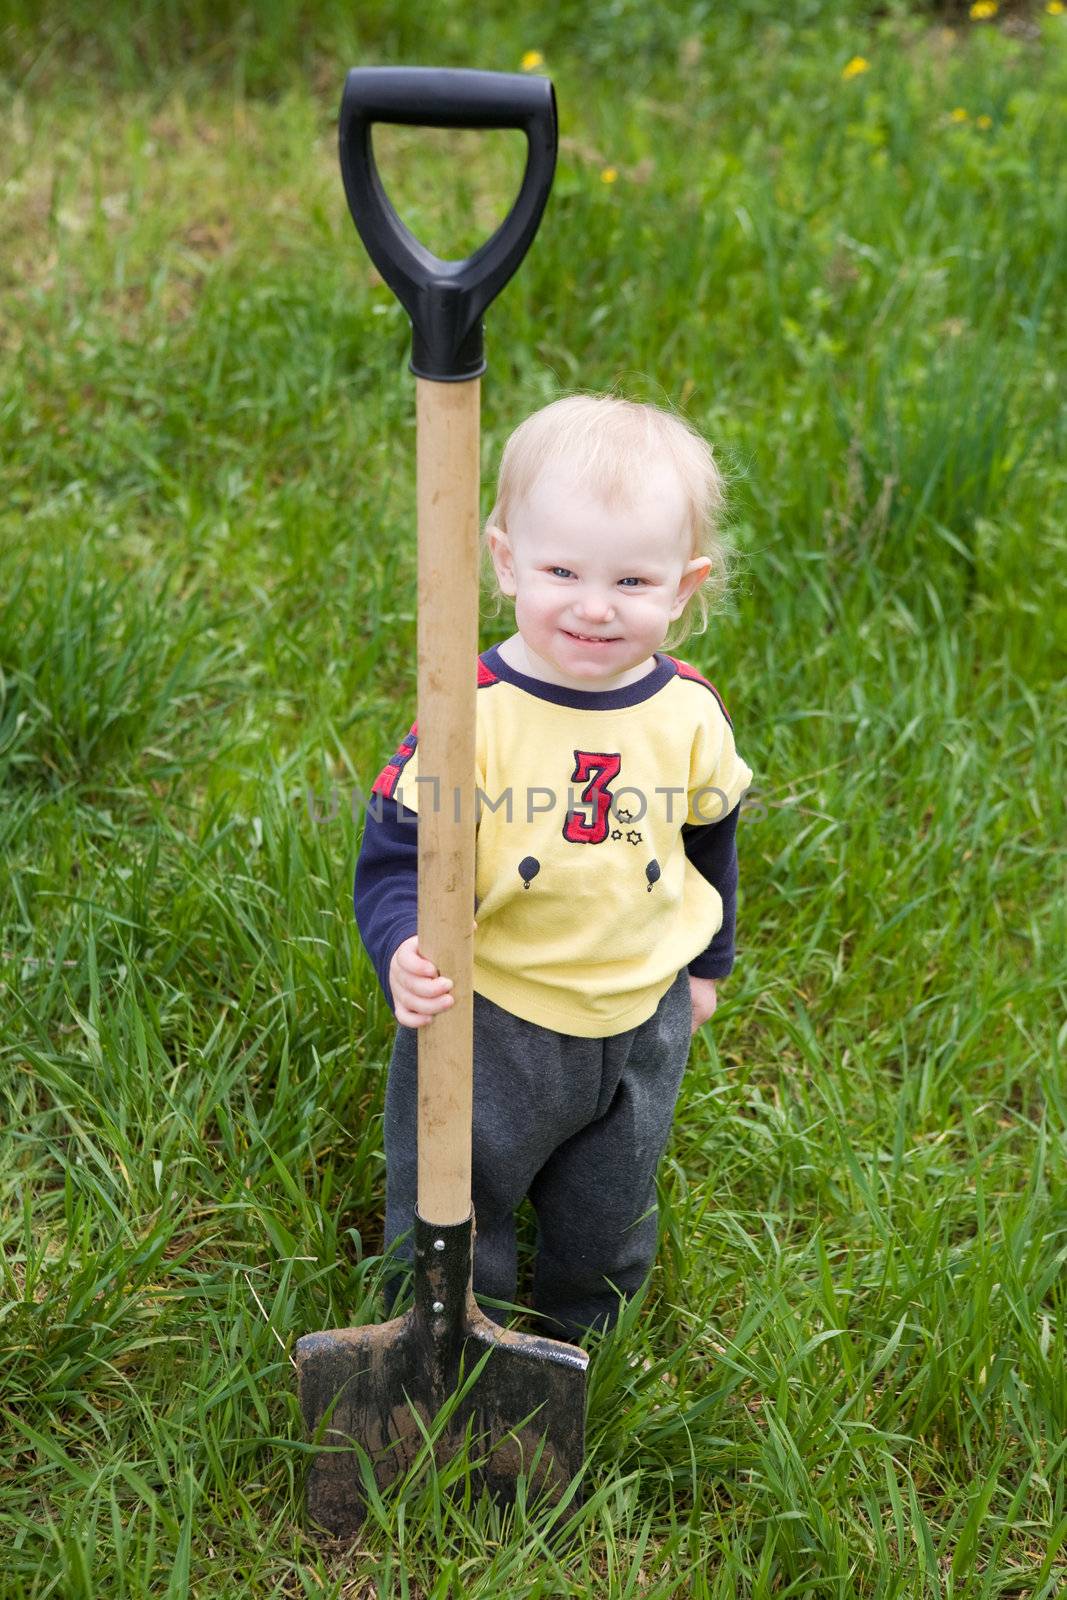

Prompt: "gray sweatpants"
[382,967,693,1345]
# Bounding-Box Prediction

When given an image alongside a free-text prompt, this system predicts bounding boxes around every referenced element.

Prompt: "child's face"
[487,462,710,689]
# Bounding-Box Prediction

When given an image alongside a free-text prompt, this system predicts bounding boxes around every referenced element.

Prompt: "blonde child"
[355,394,753,1344]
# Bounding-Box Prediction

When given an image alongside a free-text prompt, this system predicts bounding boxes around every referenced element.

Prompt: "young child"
[354,394,753,1346]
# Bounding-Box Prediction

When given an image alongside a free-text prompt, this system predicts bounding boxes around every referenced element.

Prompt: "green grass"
[1,2,1066,1595]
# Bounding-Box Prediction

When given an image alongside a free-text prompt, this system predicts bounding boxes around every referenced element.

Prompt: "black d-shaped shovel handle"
[339,66,557,381]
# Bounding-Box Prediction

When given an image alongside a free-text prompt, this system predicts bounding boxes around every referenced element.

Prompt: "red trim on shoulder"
[372,659,496,801]
[371,720,418,800]
[664,655,733,726]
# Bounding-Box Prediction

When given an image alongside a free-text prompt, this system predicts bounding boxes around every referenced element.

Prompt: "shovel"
[296,66,589,1538]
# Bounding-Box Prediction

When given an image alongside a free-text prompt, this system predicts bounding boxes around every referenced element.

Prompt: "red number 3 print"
[563,750,622,843]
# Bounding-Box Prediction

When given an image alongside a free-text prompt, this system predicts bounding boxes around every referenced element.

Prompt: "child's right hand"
[389,923,476,1029]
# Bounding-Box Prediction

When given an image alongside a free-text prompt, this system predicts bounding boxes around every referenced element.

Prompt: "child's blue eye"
[547,568,645,585]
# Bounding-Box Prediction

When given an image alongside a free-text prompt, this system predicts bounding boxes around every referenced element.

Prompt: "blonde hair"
[482,393,732,650]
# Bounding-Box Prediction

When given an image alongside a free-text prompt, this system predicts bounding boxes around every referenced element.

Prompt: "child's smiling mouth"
[563,630,621,645]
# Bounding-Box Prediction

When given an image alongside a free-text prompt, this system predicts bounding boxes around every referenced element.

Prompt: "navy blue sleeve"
[683,802,740,980]
[353,798,420,1015]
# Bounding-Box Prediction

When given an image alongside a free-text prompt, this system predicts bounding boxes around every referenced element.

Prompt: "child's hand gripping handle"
[339,69,556,1225]
[339,66,557,381]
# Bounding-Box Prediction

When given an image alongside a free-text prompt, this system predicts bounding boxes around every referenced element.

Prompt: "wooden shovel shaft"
[415,376,480,1224]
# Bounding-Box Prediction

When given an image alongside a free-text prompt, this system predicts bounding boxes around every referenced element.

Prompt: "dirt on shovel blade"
[297,1213,589,1536]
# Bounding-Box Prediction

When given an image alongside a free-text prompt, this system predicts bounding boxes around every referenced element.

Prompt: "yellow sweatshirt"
[367,643,753,1037]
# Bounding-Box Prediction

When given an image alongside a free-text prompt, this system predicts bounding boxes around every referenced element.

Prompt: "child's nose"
[576,590,616,621]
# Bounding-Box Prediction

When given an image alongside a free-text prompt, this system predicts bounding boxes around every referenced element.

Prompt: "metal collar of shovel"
[297,67,589,1540]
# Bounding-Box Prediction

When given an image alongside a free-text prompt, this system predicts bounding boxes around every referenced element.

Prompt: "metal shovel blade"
[297,1212,589,1536]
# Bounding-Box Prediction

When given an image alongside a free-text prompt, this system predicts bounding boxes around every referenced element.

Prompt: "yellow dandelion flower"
[1047,2,1064,13]
[969,1,997,18]
[976,113,992,129]
[842,56,869,80]
[521,50,544,71]
[600,167,618,184]
[950,106,969,122]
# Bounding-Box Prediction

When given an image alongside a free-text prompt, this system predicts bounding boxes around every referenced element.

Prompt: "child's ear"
[486,524,517,597]
[670,556,711,618]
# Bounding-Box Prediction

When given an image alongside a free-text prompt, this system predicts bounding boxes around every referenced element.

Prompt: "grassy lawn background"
[1,2,1065,1595]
